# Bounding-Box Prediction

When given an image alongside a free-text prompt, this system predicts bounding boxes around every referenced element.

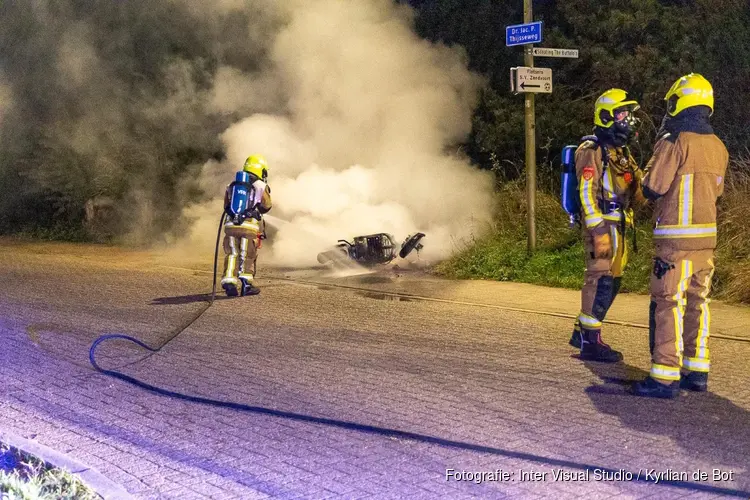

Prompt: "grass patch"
[712,162,750,304]
[0,441,100,499]
[437,232,587,289]
[436,173,750,304]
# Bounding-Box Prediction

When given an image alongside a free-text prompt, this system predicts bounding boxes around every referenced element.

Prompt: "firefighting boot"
[579,329,623,363]
[240,278,260,296]
[569,330,582,349]
[569,321,582,349]
[680,371,708,392]
[631,376,680,399]
[221,277,240,297]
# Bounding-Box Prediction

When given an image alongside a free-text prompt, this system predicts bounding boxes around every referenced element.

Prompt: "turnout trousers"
[649,248,715,383]
[575,221,628,335]
[222,219,262,286]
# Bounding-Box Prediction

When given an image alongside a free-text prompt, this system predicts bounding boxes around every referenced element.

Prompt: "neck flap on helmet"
[664,106,714,137]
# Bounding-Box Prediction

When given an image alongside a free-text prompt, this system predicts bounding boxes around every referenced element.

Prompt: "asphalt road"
[1,239,749,499]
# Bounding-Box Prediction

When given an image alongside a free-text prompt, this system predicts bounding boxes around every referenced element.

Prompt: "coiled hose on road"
[88,212,226,382]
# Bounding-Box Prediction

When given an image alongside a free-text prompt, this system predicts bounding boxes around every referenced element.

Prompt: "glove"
[593,230,613,259]
[251,180,266,206]
[252,179,267,192]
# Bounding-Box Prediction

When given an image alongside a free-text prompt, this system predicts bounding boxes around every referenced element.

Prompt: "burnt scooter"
[317,232,426,267]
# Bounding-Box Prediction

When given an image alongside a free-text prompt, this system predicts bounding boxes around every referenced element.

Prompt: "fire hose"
[88,212,226,388]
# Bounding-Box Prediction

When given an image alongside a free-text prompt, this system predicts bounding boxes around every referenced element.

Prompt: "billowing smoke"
[0,0,495,265]
[183,0,495,267]
[0,0,281,240]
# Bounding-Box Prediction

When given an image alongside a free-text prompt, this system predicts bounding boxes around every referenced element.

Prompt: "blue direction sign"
[506,21,543,47]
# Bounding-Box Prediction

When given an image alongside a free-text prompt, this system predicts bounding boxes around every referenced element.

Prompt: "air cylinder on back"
[561,145,581,226]
[228,171,253,224]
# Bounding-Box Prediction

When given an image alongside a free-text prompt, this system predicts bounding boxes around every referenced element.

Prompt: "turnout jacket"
[642,114,728,251]
[575,139,641,233]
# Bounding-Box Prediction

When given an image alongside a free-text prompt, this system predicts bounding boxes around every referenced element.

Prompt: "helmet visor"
[613,101,640,115]
[614,102,640,125]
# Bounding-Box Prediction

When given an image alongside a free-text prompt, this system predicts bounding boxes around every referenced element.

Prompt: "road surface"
[1,239,749,499]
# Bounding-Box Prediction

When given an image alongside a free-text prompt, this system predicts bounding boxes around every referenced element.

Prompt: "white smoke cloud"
[180,0,495,268]
[1,0,494,262]
[210,66,285,117]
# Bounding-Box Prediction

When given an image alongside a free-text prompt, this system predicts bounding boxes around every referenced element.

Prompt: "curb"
[0,429,132,499]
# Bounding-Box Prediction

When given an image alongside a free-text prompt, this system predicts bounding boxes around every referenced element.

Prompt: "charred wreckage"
[317,232,426,267]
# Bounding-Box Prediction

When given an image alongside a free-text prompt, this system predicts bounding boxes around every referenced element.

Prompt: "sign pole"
[524,0,536,253]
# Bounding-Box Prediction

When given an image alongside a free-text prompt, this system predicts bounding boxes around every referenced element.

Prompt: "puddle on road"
[355,291,414,302]
[355,276,394,285]
[314,285,414,302]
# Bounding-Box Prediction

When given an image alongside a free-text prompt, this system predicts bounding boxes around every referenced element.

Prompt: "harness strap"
[582,136,638,254]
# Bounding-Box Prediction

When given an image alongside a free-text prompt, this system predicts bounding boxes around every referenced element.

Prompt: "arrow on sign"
[511,66,553,94]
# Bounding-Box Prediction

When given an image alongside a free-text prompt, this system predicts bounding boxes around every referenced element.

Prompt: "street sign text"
[506,21,543,47]
[512,67,553,94]
[532,47,579,59]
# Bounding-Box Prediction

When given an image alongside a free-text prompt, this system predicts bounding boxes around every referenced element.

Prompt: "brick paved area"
[1,240,749,498]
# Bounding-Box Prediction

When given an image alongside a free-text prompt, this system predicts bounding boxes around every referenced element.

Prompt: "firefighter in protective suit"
[221,154,272,297]
[632,74,728,398]
[569,89,644,362]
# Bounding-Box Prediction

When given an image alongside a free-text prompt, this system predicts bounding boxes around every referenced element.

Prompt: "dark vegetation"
[405,0,750,302]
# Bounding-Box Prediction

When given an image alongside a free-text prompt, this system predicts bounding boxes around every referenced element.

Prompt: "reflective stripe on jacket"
[643,131,728,251]
[575,141,639,231]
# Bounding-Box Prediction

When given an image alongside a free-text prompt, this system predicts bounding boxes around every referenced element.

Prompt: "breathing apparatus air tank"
[226,171,255,225]
[561,145,581,228]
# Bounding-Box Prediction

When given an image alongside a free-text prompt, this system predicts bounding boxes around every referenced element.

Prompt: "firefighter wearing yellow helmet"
[221,154,273,296]
[633,74,728,398]
[242,154,269,183]
[568,88,644,362]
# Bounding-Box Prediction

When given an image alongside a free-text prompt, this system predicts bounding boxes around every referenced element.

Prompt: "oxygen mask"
[612,106,640,146]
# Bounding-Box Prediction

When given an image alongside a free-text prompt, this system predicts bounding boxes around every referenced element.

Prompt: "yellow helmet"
[594,88,640,128]
[665,73,714,116]
[242,154,268,182]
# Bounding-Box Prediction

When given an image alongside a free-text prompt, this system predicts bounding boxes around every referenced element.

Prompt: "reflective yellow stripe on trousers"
[684,259,714,373]
[675,260,692,367]
[578,313,602,329]
[224,236,237,279]
[610,225,619,258]
[238,237,253,281]
[651,260,691,382]
[650,364,681,382]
